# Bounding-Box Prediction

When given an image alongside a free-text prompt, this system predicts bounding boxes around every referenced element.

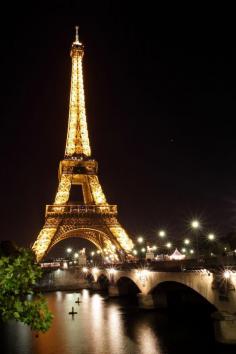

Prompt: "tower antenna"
[75,25,79,42]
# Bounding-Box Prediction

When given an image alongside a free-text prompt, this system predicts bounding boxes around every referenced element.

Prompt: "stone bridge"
[39,263,236,344]
[90,266,236,344]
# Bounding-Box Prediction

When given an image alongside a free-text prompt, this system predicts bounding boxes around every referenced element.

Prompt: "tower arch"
[48,227,120,256]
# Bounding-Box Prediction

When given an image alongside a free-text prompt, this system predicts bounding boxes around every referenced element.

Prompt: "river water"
[0,290,235,354]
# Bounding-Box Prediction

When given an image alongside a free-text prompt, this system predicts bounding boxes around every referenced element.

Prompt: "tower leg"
[32,227,58,262]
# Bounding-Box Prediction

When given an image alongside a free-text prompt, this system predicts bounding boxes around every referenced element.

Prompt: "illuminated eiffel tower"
[32,27,134,262]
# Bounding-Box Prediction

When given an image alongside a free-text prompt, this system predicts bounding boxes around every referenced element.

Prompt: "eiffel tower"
[32,27,134,262]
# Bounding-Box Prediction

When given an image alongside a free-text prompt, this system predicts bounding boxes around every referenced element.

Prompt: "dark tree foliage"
[0,247,53,332]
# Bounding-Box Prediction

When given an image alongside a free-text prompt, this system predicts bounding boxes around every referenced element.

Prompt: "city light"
[158,230,166,237]
[63,261,68,269]
[92,267,99,274]
[133,249,138,255]
[141,247,146,253]
[74,252,79,258]
[108,268,116,275]
[191,220,200,229]
[96,250,101,254]
[181,248,186,253]
[190,249,194,254]
[223,270,231,279]
[184,238,190,245]
[82,267,88,273]
[91,251,95,256]
[137,237,144,243]
[152,245,157,251]
[67,248,72,253]
[166,242,172,249]
[208,233,215,241]
[140,269,149,277]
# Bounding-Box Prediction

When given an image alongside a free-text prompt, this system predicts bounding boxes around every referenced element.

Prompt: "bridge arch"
[148,280,218,311]
[116,276,142,295]
[97,273,110,290]
[85,272,95,283]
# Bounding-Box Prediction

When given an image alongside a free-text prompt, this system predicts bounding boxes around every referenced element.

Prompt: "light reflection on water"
[0,290,234,354]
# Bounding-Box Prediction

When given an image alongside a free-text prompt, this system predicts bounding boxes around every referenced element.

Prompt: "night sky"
[0,3,235,252]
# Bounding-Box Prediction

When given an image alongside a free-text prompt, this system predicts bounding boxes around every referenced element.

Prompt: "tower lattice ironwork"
[32,28,134,262]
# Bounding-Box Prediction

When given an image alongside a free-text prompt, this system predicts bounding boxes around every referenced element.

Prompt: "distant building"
[146,246,155,260]
[78,248,87,265]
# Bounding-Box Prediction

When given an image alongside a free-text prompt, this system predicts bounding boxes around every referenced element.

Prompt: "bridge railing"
[100,256,236,272]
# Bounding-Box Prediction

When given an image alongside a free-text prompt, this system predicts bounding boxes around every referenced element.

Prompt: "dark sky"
[0,3,235,251]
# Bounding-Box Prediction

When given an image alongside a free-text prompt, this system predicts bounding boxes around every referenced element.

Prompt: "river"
[0,290,235,354]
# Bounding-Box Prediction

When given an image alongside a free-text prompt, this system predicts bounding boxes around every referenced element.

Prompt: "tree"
[0,245,53,332]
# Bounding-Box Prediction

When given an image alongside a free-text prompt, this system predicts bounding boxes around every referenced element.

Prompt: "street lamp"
[184,238,190,245]
[67,248,72,253]
[166,242,172,249]
[82,267,88,273]
[223,270,230,279]
[208,233,215,241]
[137,236,144,244]
[191,220,200,260]
[158,230,166,238]
[191,220,200,229]
[74,252,79,259]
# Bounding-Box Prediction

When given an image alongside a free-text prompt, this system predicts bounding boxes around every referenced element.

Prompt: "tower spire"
[65,27,91,158]
[75,25,80,44]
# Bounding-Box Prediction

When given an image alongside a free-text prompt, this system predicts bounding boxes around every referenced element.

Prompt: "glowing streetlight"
[92,267,99,274]
[97,250,101,254]
[152,245,157,251]
[133,249,138,255]
[223,270,230,279]
[158,230,166,237]
[74,252,79,258]
[181,248,186,253]
[137,237,144,244]
[166,242,172,249]
[141,247,146,253]
[184,238,190,245]
[191,220,200,260]
[208,233,215,241]
[91,251,95,256]
[190,249,194,254]
[108,268,116,275]
[82,267,88,273]
[66,248,72,253]
[191,220,200,229]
